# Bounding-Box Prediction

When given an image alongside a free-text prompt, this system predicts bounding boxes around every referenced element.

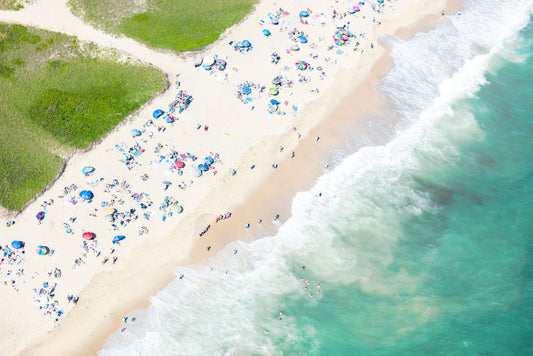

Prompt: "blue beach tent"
[153,109,164,118]
[112,235,126,244]
[299,11,309,17]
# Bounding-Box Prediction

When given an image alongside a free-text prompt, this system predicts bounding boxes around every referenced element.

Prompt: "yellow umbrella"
[103,207,116,215]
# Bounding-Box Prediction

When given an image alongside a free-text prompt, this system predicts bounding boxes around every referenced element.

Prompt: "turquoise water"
[100,1,533,355]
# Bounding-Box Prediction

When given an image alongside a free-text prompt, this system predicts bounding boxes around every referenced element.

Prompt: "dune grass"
[0,0,24,10]
[0,24,166,210]
[68,0,257,51]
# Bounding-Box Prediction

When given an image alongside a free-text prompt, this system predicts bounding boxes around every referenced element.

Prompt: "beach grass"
[68,0,257,51]
[0,0,26,10]
[0,24,166,210]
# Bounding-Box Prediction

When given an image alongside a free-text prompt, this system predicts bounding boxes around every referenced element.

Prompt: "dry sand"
[0,0,462,354]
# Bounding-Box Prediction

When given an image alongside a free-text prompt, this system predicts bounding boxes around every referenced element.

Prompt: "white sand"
[0,0,461,354]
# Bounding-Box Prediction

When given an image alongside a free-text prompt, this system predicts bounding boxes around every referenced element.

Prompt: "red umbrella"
[175,160,185,168]
[82,232,95,240]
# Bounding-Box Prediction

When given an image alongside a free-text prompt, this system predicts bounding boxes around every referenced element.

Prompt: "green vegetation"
[0,0,26,10]
[68,0,257,51]
[0,24,167,210]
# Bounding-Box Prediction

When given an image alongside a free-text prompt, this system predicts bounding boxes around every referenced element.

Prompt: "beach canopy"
[131,129,142,137]
[269,87,279,95]
[298,36,308,44]
[153,109,164,118]
[236,40,251,48]
[36,245,50,255]
[82,232,95,240]
[11,240,24,249]
[295,60,308,70]
[299,11,309,17]
[242,86,252,95]
[263,29,271,36]
[82,166,95,176]
[79,190,94,200]
[175,160,185,168]
[204,157,214,165]
[102,207,116,215]
[36,211,45,221]
[175,205,184,214]
[112,235,126,244]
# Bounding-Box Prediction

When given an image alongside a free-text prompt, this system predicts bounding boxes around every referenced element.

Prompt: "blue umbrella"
[262,29,271,36]
[299,11,309,17]
[242,86,251,95]
[298,36,308,44]
[270,17,279,25]
[194,169,202,177]
[79,190,94,200]
[241,40,251,47]
[36,211,45,221]
[270,99,280,105]
[153,109,164,118]
[131,129,142,137]
[175,205,184,214]
[204,157,214,165]
[112,235,126,244]
[11,240,24,249]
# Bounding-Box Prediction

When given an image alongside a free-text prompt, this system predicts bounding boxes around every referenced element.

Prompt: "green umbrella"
[269,87,279,95]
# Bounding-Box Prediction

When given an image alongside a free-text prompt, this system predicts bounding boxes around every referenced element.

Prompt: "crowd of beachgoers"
[0,0,397,338]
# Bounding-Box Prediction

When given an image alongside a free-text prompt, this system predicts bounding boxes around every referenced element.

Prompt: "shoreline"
[0,0,463,354]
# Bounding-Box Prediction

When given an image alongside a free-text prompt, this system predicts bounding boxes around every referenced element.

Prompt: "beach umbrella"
[194,58,203,67]
[295,61,308,70]
[194,169,202,177]
[272,76,282,86]
[292,44,300,51]
[175,160,185,168]
[36,211,45,221]
[198,164,209,172]
[270,17,279,25]
[242,86,252,95]
[270,99,280,105]
[153,109,164,119]
[11,240,24,249]
[262,29,271,36]
[105,214,115,222]
[203,56,215,66]
[82,166,95,176]
[103,207,116,215]
[131,129,142,137]
[269,87,279,95]
[241,40,251,47]
[112,235,126,244]
[79,190,94,200]
[204,157,214,165]
[299,11,309,17]
[82,232,95,240]
[36,245,50,255]
[353,5,360,12]
[165,117,175,123]
[175,205,184,214]
[297,36,308,44]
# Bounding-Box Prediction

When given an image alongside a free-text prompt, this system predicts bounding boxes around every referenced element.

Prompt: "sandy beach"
[0,0,462,354]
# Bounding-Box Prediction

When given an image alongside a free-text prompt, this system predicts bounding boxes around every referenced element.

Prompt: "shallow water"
[100,1,533,355]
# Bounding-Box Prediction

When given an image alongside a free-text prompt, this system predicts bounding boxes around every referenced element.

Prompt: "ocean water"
[100,1,533,355]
